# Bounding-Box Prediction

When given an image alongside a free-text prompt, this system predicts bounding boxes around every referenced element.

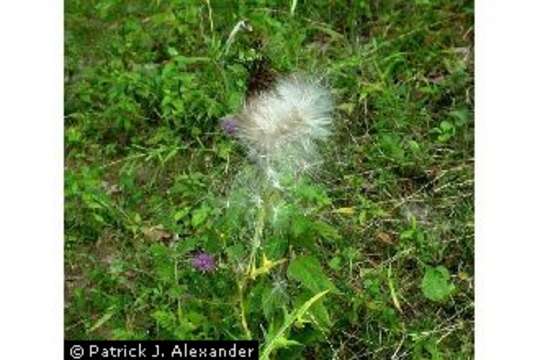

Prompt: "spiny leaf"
[287,255,335,294]
[249,253,286,280]
[261,290,330,360]
[261,284,288,320]
[295,291,332,329]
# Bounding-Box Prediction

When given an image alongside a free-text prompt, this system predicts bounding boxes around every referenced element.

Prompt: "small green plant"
[421,265,456,302]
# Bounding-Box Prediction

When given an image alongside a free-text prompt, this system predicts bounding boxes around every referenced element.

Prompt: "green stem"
[238,282,252,339]
[237,197,267,339]
[248,204,266,271]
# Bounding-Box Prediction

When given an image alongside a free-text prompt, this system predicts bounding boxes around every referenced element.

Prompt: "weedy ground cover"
[65,1,473,358]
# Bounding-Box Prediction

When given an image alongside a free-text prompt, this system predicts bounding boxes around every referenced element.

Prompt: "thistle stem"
[238,282,252,339]
[237,195,267,339]
[247,203,266,273]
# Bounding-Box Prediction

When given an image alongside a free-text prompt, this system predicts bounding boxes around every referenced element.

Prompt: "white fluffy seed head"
[233,74,333,180]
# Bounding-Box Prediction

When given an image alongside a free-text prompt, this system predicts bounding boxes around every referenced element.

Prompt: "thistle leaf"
[287,255,335,293]
[261,290,330,360]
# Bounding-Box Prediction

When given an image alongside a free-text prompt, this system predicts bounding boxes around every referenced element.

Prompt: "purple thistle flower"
[220,116,238,136]
[191,252,216,272]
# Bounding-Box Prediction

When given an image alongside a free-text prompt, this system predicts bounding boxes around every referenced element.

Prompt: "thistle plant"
[221,74,335,354]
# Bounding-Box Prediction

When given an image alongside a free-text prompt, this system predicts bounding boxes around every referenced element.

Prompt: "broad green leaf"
[421,266,455,302]
[449,108,471,126]
[191,205,210,227]
[329,256,342,270]
[439,120,454,132]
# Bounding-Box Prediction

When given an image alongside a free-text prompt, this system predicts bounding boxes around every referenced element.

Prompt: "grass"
[65,0,474,358]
